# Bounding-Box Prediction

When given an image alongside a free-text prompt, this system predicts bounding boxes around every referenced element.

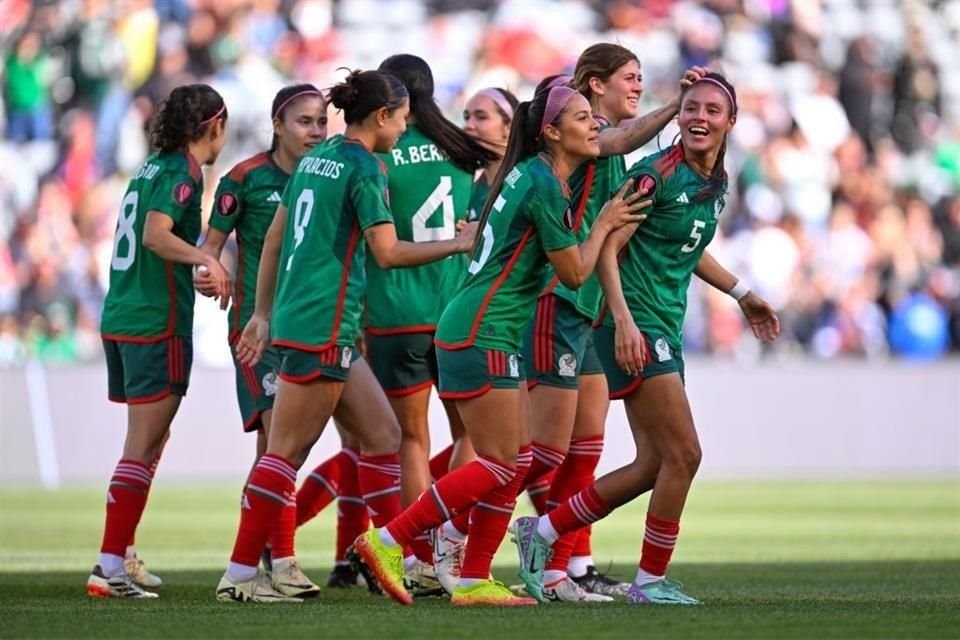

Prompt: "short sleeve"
[529,187,577,253]
[350,165,394,230]
[147,170,198,224]
[209,174,244,234]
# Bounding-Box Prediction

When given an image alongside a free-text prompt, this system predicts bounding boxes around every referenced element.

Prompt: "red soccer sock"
[230,454,297,567]
[101,460,153,557]
[448,508,471,536]
[295,450,346,527]
[269,498,297,560]
[526,470,555,515]
[386,455,514,548]
[546,484,612,538]
[335,449,368,562]
[526,441,565,491]
[639,513,680,577]
[428,444,455,481]
[358,453,402,528]
[461,446,532,579]
[125,455,160,551]
[572,525,592,559]
[544,436,603,572]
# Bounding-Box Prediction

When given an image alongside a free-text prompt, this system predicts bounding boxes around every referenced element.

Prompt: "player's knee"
[666,440,701,479]
[358,420,401,456]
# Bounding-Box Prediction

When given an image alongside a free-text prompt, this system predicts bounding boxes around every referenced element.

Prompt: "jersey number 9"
[286,189,315,271]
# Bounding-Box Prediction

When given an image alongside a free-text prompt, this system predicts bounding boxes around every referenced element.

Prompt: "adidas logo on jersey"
[676,192,690,204]
[267,191,282,203]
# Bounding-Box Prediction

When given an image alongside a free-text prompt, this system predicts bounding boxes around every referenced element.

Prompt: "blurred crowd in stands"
[2,0,959,366]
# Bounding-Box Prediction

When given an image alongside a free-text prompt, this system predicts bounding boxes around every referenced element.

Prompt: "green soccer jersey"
[541,123,625,321]
[467,173,491,222]
[100,150,204,340]
[272,135,394,350]
[209,152,289,339]
[435,154,578,352]
[603,144,727,351]
[366,125,474,333]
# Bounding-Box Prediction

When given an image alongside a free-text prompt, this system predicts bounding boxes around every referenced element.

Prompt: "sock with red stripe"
[125,455,160,557]
[636,513,680,583]
[543,436,603,573]
[99,459,153,577]
[384,455,515,548]
[526,470,554,515]
[538,484,611,544]
[334,449,368,563]
[461,446,532,579]
[358,453,402,528]
[428,444,454,481]
[296,450,347,527]
[228,454,297,580]
[269,497,297,561]
[525,440,565,492]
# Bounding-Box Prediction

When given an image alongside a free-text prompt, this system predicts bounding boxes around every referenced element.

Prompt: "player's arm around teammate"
[88,84,229,599]
[351,84,647,608]
[217,69,475,604]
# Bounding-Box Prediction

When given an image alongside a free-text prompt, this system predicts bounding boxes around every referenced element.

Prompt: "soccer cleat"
[216,569,303,603]
[625,578,701,605]
[571,565,630,597]
[260,547,273,577]
[345,545,382,595]
[326,563,361,588]
[352,529,412,605]
[404,559,445,598]
[271,559,321,598]
[430,525,464,595]
[509,516,552,603]
[451,579,538,607]
[123,556,162,589]
[543,576,614,603]
[86,565,159,599]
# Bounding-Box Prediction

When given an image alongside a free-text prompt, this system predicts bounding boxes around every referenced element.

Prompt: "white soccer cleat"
[86,565,159,599]
[216,569,303,603]
[124,556,162,589]
[404,559,445,598]
[271,559,321,598]
[430,526,465,596]
[543,576,615,603]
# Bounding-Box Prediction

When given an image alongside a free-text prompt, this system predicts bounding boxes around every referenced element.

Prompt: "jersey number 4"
[110,191,139,271]
[412,176,456,242]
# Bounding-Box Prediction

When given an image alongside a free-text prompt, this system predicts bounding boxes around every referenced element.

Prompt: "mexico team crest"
[655,338,672,362]
[508,354,520,378]
[558,353,577,377]
[341,346,353,369]
[262,371,278,397]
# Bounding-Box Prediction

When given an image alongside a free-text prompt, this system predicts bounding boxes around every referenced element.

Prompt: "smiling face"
[274,95,328,160]
[678,82,735,154]
[463,93,511,151]
[372,97,410,153]
[544,93,601,160]
[592,59,643,122]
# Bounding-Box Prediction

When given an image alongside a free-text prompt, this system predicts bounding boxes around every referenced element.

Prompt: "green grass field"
[1,480,958,639]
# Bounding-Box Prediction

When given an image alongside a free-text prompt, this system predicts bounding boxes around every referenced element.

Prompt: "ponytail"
[328,68,407,125]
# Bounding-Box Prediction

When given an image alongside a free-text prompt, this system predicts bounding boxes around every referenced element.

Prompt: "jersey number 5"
[680,220,706,254]
[286,189,314,271]
[412,176,456,242]
[468,194,506,274]
[110,191,139,271]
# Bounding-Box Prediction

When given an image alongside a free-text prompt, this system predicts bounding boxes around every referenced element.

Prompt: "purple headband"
[273,89,324,119]
[475,88,514,121]
[545,74,573,90]
[692,77,737,114]
[200,104,226,125]
[539,86,579,137]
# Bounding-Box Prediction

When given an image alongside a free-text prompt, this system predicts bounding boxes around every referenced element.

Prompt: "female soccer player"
[462,87,519,222]
[215,68,476,603]
[362,55,496,581]
[87,84,230,599]
[354,82,649,607]
[512,72,780,605]
[519,46,706,602]
[197,84,328,598]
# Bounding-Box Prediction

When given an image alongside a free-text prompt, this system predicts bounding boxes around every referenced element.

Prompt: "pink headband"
[273,89,324,119]
[545,74,572,90]
[692,77,737,114]
[200,104,226,125]
[539,86,579,137]
[476,88,514,121]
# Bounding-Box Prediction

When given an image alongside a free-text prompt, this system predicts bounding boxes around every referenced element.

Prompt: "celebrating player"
[87,84,230,599]
[215,68,476,603]
[353,81,649,607]
[512,72,780,605]
[462,86,519,222]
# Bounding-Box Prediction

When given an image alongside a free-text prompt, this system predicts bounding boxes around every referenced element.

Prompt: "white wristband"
[728,280,750,301]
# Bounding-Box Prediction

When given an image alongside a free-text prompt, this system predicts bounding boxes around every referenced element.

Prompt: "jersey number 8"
[110,191,139,271]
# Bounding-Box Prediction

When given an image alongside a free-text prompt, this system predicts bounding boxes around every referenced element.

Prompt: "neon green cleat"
[451,580,538,607]
[353,529,412,606]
